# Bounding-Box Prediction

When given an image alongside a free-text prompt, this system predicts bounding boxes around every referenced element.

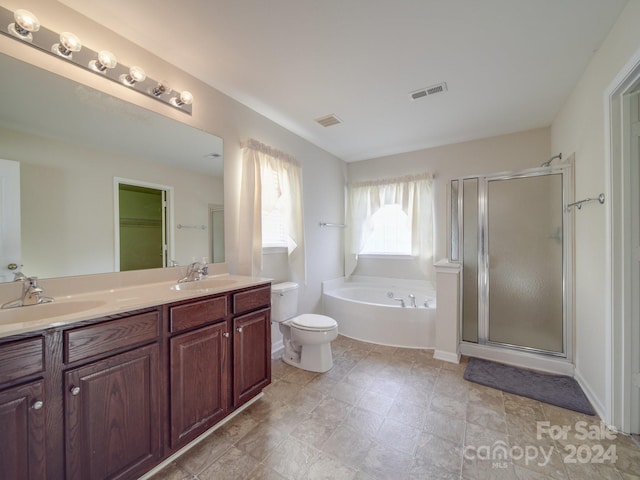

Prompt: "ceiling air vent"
[315,114,342,127]
[409,82,448,101]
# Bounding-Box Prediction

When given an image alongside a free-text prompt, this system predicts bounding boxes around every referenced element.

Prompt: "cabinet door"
[65,344,161,480]
[233,308,271,407]
[169,322,229,449]
[0,380,45,480]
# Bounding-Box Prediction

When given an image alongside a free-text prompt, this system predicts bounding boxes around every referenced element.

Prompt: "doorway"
[453,165,573,370]
[608,53,640,435]
[114,179,173,272]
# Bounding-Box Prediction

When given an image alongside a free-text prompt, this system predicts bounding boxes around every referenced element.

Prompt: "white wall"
[0,0,345,315]
[348,127,550,264]
[551,0,640,419]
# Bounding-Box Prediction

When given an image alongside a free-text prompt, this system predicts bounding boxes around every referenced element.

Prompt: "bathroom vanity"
[0,276,271,480]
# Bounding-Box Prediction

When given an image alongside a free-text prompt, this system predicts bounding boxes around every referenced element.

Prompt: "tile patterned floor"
[151,335,640,480]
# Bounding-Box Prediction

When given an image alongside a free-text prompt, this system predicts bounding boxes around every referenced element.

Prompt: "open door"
[114,179,173,272]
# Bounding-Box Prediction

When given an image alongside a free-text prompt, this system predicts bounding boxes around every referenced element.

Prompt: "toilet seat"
[290,314,337,332]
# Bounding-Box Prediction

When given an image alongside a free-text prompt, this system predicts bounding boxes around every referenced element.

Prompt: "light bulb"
[8,9,40,42]
[150,81,172,97]
[90,50,117,72]
[120,66,146,86]
[171,90,193,107]
[52,32,82,58]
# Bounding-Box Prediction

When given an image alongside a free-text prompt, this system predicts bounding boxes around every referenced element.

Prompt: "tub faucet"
[2,276,54,309]
[408,294,416,308]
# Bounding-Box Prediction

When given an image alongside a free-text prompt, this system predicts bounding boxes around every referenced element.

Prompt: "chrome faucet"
[178,261,208,283]
[408,294,416,308]
[1,276,55,309]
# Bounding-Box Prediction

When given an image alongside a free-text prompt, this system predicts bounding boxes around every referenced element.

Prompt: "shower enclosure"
[450,165,572,365]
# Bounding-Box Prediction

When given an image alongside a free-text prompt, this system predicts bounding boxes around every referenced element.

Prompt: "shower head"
[540,153,562,167]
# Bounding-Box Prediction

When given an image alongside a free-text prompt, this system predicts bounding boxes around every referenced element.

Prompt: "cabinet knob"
[237,327,243,333]
[222,332,229,338]
[70,386,81,396]
[32,400,44,410]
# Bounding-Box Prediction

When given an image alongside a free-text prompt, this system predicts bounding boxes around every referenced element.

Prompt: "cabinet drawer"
[0,337,44,384]
[170,296,228,333]
[232,285,271,315]
[65,310,160,364]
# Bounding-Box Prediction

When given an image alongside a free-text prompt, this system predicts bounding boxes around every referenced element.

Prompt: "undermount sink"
[170,278,237,291]
[0,300,107,325]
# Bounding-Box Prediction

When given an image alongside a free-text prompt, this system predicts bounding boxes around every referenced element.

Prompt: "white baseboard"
[574,367,606,421]
[434,349,461,364]
[271,340,284,359]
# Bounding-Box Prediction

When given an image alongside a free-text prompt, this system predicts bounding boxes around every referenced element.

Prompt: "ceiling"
[60,0,628,162]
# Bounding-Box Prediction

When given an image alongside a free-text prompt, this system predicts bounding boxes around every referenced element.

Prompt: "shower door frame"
[452,164,574,362]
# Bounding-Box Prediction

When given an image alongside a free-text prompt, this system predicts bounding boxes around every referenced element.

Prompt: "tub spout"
[393,298,406,308]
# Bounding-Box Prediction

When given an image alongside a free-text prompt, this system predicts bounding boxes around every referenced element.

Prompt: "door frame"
[605,46,640,434]
[113,177,174,272]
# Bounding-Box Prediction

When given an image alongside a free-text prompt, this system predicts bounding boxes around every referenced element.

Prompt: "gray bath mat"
[464,357,595,415]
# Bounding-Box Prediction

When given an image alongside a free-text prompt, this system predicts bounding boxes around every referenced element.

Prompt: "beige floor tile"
[342,406,386,437]
[423,409,466,445]
[387,396,429,429]
[306,452,358,480]
[235,421,288,461]
[262,436,320,480]
[360,441,414,479]
[415,432,463,474]
[290,415,339,448]
[466,401,508,433]
[174,432,232,474]
[375,417,422,455]
[148,461,194,480]
[152,337,639,480]
[320,424,374,469]
[198,446,261,480]
[356,390,395,415]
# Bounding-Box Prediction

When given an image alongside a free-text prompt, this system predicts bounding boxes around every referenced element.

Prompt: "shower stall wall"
[450,165,573,370]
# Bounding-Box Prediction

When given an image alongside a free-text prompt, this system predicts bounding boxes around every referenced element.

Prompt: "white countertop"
[0,274,271,339]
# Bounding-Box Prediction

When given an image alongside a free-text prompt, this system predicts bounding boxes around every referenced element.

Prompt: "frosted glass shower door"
[487,174,564,353]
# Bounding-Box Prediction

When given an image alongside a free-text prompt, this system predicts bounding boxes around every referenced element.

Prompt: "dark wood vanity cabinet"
[0,281,271,480]
[168,296,229,450]
[0,337,46,480]
[63,310,162,480]
[232,286,271,407]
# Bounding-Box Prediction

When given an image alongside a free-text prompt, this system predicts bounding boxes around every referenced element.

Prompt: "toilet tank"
[271,282,299,322]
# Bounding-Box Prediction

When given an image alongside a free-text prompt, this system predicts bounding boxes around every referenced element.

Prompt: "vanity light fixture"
[120,65,146,86]
[8,8,39,42]
[150,81,172,97]
[52,31,82,58]
[171,90,193,107]
[0,5,193,114]
[89,50,117,73]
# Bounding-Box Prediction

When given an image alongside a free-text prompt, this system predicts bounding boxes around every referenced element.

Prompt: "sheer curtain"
[239,139,306,284]
[345,173,434,280]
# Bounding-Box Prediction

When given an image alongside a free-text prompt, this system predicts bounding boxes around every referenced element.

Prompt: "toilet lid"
[291,314,337,331]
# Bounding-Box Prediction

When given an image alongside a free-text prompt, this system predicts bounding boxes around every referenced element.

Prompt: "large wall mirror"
[0,52,224,282]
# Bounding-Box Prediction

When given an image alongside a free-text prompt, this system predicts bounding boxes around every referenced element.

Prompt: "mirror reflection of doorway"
[209,205,225,264]
[115,179,172,272]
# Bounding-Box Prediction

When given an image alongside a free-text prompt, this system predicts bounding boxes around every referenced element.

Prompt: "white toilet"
[271,282,338,373]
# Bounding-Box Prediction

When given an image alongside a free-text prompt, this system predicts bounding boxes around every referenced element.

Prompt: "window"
[360,204,411,254]
[261,163,287,248]
[240,138,306,283]
[345,173,434,278]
